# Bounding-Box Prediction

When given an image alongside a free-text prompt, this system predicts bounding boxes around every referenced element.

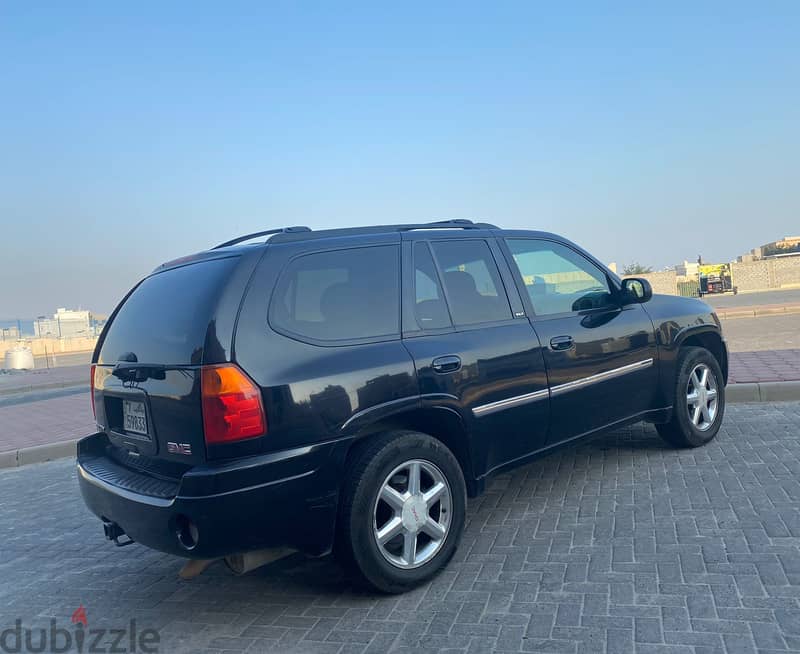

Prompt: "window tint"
[430,240,512,325]
[413,243,451,330]
[271,245,400,342]
[99,257,238,365]
[507,239,615,315]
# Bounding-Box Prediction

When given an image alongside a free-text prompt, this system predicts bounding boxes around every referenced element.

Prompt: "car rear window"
[270,245,400,343]
[98,257,238,365]
[430,240,512,325]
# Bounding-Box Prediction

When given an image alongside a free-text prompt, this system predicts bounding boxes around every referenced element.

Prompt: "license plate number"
[122,400,148,436]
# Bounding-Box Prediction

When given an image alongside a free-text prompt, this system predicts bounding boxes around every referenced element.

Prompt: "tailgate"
[94,365,205,465]
[94,255,243,465]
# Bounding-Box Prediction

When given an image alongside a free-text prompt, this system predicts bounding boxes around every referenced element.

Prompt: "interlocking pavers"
[729,350,800,383]
[0,403,799,653]
[0,391,93,453]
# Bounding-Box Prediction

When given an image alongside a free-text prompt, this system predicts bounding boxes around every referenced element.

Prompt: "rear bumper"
[77,433,347,559]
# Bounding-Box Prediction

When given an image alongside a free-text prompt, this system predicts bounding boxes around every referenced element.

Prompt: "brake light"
[201,364,266,445]
[90,364,97,418]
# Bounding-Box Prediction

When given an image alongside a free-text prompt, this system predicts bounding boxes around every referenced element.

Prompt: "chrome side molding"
[472,358,654,417]
[472,388,550,417]
[549,358,653,397]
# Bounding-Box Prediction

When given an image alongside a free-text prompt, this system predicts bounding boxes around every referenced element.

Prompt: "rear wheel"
[336,431,466,593]
[656,346,725,448]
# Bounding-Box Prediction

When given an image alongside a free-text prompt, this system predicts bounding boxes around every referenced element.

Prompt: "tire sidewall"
[673,348,726,446]
[347,433,466,592]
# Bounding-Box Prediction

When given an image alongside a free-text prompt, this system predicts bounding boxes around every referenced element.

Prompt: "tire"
[656,346,726,448]
[335,430,467,593]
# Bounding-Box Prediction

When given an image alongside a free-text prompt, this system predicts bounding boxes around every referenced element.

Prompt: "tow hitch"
[103,520,134,547]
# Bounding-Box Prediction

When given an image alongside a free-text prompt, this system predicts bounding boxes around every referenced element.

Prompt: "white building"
[34,308,92,338]
[674,260,699,278]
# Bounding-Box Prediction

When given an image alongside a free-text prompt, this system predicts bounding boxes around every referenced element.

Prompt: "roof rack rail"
[268,219,498,244]
[422,219,495,228]
[213,226,312,249]
[213,220,498,249]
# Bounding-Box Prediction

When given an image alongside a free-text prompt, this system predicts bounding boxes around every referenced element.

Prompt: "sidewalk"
[0,363,88,396]
[0,392,93,454]
[715,302,800,320]
[729,348,800,383]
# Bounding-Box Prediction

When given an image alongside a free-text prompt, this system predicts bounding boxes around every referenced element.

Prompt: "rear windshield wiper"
[111,363,171,382]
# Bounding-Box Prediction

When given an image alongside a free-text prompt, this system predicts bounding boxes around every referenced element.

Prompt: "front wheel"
[656,346,725,448]
[335,431,467,593]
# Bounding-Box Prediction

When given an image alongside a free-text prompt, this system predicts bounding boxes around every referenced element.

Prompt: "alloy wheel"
[372,459,452,569]
[686,363,719,431]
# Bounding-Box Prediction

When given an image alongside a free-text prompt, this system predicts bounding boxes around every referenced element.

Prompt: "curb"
[0,385,90,409]
[2,383,800,471]
[0,439,79,470]
[0,381,89,397]
[726,381,800,403]
[716,304,800,320]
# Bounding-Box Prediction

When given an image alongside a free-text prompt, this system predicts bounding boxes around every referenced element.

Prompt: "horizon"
[2,2,798,316]
[0,229,796,320]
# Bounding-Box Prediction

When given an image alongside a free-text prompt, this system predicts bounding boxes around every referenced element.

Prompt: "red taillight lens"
[90,364,97,418]
[201,364,266,445]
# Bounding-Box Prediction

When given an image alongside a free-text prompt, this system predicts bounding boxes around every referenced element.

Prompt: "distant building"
[762,235,800,257]
[741,236,800,261]
[34,308,92,338]
[674,260,699,278]
[0,325,20,341]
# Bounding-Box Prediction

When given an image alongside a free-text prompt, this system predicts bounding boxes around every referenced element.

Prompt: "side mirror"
[621,277,653,303]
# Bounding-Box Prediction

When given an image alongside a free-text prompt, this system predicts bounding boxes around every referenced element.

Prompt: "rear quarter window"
[98,257,238,365]
[270,245,400,343]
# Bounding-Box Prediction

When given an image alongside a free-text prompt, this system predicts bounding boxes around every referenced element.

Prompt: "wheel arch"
[675,326,728,384]
[343,406,479,496]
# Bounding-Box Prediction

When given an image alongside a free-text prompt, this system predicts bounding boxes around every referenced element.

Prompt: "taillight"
[201,364,266,445]
[90,364,97,418]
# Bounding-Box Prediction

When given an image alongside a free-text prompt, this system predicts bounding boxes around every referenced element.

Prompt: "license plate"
[122,400,148,436]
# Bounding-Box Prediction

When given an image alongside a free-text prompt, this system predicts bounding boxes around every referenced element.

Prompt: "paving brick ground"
[1,402,799,653]
[0,392,94,453]
[728,350,800,384]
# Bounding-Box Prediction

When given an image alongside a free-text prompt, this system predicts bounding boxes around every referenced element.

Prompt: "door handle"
[550,335,574,351]
[432,355,461,374]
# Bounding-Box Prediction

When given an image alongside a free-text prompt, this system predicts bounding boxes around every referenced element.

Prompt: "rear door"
[401,233,550,477]
[501,237,659,445]
[93,253,252,465]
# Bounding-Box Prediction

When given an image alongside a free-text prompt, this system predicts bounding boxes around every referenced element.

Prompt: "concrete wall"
[624,258,800,295]
[731,256,800,292]
[623,270,678,296]
[0,336,98,358]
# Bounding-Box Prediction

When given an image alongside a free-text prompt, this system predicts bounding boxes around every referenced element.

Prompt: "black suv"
[78,220,728,592]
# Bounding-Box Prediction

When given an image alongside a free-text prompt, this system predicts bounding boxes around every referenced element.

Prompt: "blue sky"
[1,1,798,316]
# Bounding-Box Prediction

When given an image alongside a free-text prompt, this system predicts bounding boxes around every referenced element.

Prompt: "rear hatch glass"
[99,256,238,366]
[95,256,239,467]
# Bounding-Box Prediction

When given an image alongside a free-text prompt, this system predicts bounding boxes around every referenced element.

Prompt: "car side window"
[270,245,400,342]
[413,243,452,330]
[506,239,616,316]
[430,240,512,325]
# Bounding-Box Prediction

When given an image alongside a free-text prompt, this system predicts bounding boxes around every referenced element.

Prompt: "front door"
[401,236,550,476]
[501,237,659,445]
